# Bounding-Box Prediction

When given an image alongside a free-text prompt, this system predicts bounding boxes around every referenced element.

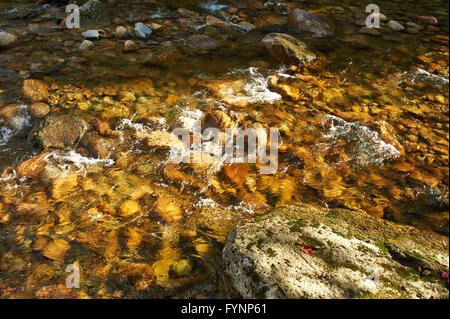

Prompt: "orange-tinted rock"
[28,102,50,119]
[120,200,140,217]
[154,195,182,223]
[15,152,49,178]
[145,41,181,66]
[35,284,80,299]
[223,163,249,185]
[22,79,49,102]
[37,238,70,261]
[144,130,185,152]
[51,173,78,202]
[413,16,438,25]
[33,114,89,149]
[184,35,217,55]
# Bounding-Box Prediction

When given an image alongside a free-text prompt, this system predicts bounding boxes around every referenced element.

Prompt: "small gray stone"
[134,22,152,40]
[124,40,139,51]
[82,30,100,40]
[406,21,423,34]
[387,20,405,31]
[79,40,94,51]
[114,26,129,39]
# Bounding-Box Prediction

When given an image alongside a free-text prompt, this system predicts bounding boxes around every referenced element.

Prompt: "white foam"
[199,1,228,12]
[0,105,32,145]
[322,115,400,166]
[48,149,114,173]
[179,108,204,131]
[0,126,13,145]
[398,68,449,85]
[227,67,282,104]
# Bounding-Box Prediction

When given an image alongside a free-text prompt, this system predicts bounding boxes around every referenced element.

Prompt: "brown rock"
[144,131,185,152]
[86,136,117,159]
[262,33,316,65]
[120,200,140,217]
[184,35,217,55]
[15,152,50,178]
[288,9,332,37]
[51,173,78,202]
[33,113,89,149]
[414,16,438,25]
[176,8,198,18]
[199,79,249,107]
[22,79,49,103]
[35,284,80,299]
[41,238,71,261]
[372,121,406,157]
[146,41,181,66]
[255,15,287,28]
[16,202,49,217]
[203,109,235,130]
[125,227,143,249]
[124,40,139,51]
[206,15,232,28]
[154,195,182,224]
[223,163,249,185]
[28,102,50,119]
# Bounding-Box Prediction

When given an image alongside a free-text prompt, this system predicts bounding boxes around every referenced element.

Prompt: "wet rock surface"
[262,33,316,65]
[288,9,332,37]
[31,113,89,149]
[223,204,449,299]
[145,41,181,65]
[0,32,17,48]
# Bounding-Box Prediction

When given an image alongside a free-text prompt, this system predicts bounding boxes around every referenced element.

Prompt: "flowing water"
[0,0,448,298]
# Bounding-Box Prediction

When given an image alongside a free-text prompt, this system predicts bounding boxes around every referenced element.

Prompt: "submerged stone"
[184,35,217,54]
[288,9,332,37]
[32,113,89,149]
[22,79,49,103]
[145,41,181,66]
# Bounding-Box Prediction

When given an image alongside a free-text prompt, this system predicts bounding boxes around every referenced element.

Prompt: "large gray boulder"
[223,204,449,299]
[262,33,316,65]
[31,113,89,149]
[288,9,332,37]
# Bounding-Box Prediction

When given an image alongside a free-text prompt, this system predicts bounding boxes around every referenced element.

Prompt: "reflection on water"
[0,0,448,298]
